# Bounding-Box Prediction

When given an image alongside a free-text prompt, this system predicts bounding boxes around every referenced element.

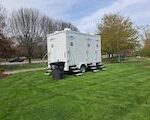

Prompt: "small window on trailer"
[70,42,73,46]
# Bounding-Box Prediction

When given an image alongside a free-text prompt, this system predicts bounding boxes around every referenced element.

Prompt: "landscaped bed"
[0,68,8,79]
[0,59,149,120]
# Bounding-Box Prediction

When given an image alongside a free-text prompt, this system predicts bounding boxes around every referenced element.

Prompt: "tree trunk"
[111,53,114,61]
[28,47,32,64]
[117,53,121,63]
[108,53,111,62]
[28,57,31,63]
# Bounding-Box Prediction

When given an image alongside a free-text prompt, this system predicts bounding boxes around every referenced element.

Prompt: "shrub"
[0,68,5,72]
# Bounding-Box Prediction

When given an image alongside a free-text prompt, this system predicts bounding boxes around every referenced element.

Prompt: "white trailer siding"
[92,36,101,63]
[66,31,101,68]
[47,32,67,69]
[66,32,88,67]
[47,30,101,71]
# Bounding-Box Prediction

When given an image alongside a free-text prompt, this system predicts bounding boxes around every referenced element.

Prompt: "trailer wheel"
[80,64,86,73]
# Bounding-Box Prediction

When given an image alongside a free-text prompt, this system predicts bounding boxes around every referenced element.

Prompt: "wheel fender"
[78,63,87,69]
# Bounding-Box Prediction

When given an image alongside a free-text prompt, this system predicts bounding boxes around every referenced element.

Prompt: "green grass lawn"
[0,63,47,71]
[0,59,150,120]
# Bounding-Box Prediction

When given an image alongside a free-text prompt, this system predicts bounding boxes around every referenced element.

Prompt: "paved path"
[0,60,47,65]
[3,68,47,75]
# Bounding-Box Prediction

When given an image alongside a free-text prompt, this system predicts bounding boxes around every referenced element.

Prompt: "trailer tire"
[80,64,86,73]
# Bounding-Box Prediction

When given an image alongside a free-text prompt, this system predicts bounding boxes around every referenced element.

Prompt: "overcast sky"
[0,0,150,33]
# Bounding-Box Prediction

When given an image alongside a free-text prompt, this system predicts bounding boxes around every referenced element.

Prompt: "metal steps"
[87,63,98,71]
[88,63,106,71]
[72,69,81,73]
[45,69,51,75]
[92,70,100,73]
[96,62,106,70]
[69,65,82,74]
[89,66,97,70]
[75,73,83,76]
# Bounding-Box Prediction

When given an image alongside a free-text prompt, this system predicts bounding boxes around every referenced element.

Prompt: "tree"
[0,4,7,34]
[10,9,78,62]
[33,16,78,60]
[142,39,150,57]
[0,3,7,53]
[141,26,150,57]
[0,4,15,60]
[10,8,45,63]
[0,33,15,59]
[97,13,138,62]
[54,20,78,31]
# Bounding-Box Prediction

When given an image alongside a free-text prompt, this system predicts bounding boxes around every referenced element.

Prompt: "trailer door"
[68,37,76,65]
[86,37,94,63]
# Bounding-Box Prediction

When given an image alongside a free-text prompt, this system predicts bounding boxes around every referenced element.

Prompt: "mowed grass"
[0,59,150,120]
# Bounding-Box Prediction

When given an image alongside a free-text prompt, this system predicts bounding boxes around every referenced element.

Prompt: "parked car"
[9,57,25,62]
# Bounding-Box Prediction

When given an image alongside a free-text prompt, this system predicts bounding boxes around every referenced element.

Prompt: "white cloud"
[75,0,150,32]
[0,0,79,19]
[1,0,150,32]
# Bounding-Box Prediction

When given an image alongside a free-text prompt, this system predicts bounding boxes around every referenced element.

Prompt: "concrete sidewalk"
[0,60,47,65]
[3,68,47,75]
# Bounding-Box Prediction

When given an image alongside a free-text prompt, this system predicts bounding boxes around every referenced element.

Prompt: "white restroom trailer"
[47,29,102,73]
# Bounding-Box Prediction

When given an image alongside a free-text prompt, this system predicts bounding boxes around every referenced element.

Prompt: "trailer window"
[88,43,90,47]
[97,44,99,47]
[51,44,54,48]
[70,42,73,46]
